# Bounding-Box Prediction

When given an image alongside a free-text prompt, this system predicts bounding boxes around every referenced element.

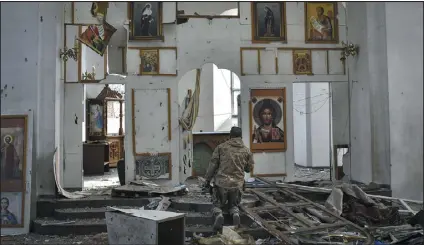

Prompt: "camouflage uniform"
[205,137,254,217]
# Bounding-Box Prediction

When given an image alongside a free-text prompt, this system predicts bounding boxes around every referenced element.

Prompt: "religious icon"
[129,2,163,40]
[140,49,159,75]
[77,2,116,56]
[251,2,286,43]
[86,99,106,141]
[293,49,312,75]
[0,192,23,227]
[135,153,171,179]
[91,105,104,132]
[305,2,338,43]
[250,89,287,152]
[1,115,27,191]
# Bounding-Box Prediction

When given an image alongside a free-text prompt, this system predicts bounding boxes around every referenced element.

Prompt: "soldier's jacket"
[205,137,254,190]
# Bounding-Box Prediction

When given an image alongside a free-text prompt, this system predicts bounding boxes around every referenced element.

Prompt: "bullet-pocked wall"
[64,2,348,186]
[1,2,64,200]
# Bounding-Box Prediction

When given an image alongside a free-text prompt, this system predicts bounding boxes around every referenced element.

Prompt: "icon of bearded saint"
[252,99,284,143]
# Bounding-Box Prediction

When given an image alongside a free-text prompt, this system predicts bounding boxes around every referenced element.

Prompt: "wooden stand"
[83,143,110,175]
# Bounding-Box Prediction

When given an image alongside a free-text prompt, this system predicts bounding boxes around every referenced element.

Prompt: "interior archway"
[177,63,242,179]
[220,8,238,16]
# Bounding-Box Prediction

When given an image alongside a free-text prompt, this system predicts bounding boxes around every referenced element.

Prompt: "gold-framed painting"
[86,99,107,141]
[139,49,159,75]
[251,2,287,43]
[128,2,163,41]
[1,115,28,192]
[304,2,339,43]
[0,192,24,228]
[293,49,312,75]
[77,22,117,56]
[249,88,287,153]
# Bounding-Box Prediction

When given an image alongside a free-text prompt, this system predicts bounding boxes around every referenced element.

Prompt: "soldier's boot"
[232,213,240,227]
[213,214,224,231]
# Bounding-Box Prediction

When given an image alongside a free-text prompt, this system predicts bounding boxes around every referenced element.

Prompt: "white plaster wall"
[124,76,180,187]
[85,84,104,99]
[1,2,63,196]
[178,70,197,106]
[331,82,349,146]
[213,67,232,131]
[346,2,373,184]
[310,83,330,167]
[63,84,84,189]
[177,2,238,16]
[385,2,423,200]
[293,83,308,166]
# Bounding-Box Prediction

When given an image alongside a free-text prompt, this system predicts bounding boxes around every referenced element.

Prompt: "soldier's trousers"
[211,186,242,217]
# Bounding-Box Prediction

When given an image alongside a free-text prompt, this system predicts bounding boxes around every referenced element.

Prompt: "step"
[37,194,259,217]
[36,197,154,217]
[32,216,259,237]
[53,208,254,225]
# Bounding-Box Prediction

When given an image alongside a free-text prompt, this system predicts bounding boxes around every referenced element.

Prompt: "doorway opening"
[292,81,349,182]
[81,84,126,192]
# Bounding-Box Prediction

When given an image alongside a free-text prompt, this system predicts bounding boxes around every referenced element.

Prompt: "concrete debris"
[325,184,403,227]
[294,164,330,181]
[112,180,187,197]
[155,196,171,211]
[195,226,255,245]
[408,210,424,227]
[105,208,185,245]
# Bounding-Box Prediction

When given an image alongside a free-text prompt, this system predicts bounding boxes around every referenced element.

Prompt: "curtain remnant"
[179,69,201,131]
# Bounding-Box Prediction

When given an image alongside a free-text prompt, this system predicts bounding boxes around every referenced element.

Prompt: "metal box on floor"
[105,207,185,245]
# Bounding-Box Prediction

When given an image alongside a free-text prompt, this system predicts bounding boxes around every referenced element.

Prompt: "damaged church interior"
[1,1,423,244]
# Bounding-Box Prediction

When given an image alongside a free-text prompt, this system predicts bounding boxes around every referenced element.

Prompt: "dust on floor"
[83,168,120,191]
[1,233,108,245]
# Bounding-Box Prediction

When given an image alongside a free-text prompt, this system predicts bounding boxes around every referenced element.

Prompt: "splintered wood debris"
[238,178,423,245]
[240,188,374,245]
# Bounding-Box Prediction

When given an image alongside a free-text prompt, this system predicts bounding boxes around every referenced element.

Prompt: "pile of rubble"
[105,177,423,245]
[183,177,423,245]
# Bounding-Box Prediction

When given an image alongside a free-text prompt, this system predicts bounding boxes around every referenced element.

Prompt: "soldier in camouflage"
[204,126,254,231]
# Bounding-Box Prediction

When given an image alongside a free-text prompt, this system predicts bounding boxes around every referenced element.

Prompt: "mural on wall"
[128,2,163,40]
[140,49,159,75]
[86,99,106,141]
[135,153,171,180]
[305,2,338,43]
[77,2,116,56]
[251,2,287,43]
[250,88,287,152]
[1,115,27,191]
[0,192,23,227]
[293,49,312,75]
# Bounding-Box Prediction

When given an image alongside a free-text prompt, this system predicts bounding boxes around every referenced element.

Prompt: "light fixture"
[340,41,359,62]
[60,38,79,62]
